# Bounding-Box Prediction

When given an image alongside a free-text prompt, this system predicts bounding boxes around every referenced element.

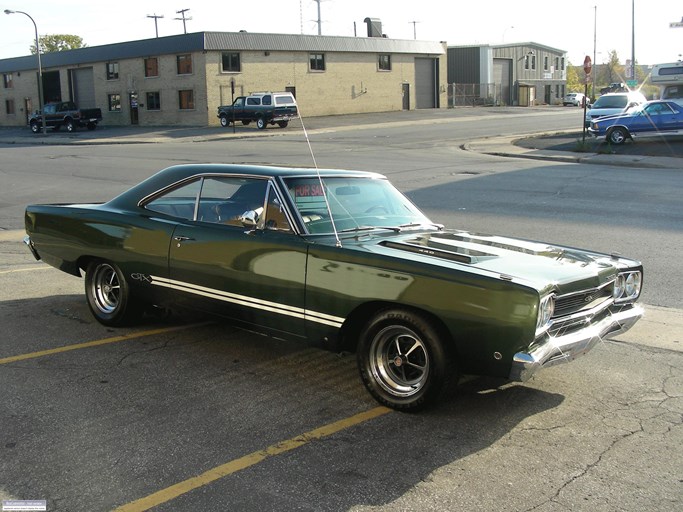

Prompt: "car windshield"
[593,96,628,109]
[284,176,434,234]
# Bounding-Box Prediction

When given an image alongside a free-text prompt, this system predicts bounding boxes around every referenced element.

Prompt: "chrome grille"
[554,283,614,318]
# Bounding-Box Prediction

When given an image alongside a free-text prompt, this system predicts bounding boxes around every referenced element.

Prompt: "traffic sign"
[583,55,592,75]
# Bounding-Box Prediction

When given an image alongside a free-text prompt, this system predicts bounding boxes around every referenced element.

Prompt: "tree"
[601,50,623,85]
[30,34,87,54]
[565,62,582,92]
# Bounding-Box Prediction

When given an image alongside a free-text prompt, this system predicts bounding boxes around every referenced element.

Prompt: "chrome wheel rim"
[91,263,121,314]
[610,130,625,144]
[369,326,429,398]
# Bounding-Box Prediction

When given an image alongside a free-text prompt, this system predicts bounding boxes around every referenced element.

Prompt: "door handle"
[174,235,194,247]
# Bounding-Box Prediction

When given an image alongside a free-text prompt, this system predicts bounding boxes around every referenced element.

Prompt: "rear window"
[275,94,295,105]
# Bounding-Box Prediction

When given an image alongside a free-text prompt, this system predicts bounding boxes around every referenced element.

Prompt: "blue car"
[588,100,683,145]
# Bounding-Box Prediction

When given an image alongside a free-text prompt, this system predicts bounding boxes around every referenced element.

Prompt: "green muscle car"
[24,164,644,410]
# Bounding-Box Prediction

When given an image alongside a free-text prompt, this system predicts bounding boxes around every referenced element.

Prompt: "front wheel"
[65,120,75,132]
[608,127,629,145]
[219,115,229,128]
[85,260,143,326]
[357,309,453,411]
[256,118,266,130]
[30,121,40,134]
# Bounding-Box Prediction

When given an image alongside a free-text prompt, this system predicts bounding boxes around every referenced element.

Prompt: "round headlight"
[536,294,555,333]
[625,272,641,298]
[613,274,625,299]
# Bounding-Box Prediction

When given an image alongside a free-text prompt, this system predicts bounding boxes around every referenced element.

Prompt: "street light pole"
[4,9,46,135]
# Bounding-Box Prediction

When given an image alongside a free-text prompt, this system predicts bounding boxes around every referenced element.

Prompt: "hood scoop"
[380,238,495,265]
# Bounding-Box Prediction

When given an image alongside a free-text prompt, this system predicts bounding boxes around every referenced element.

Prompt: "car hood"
[357,229,625,295]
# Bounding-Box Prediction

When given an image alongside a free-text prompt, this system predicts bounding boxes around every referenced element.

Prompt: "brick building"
[0,31,447,128]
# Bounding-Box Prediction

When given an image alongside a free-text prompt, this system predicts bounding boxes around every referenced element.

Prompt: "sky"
[1,0,681,66]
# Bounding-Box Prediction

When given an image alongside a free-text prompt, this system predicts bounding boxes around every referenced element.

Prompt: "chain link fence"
[448,83,501,107]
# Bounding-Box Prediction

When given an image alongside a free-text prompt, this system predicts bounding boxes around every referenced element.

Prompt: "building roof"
[448,42,566,55]
[0,31,445,73]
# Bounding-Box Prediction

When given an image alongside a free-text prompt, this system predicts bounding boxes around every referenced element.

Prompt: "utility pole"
[409,21,420,40]
[175,8,191,34]
[314,0,322,35]
[592,5,597,101]
[147,14,164,38]
[631,0,635,82]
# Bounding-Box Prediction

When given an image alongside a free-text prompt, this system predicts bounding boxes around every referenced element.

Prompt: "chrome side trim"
[509,304,644,382]
[149,275,345,328]
[23,236,41,261]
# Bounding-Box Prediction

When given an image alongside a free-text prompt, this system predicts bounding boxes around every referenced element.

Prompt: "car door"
[166,176,308,337]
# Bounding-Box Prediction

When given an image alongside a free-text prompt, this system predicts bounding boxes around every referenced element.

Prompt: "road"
[1,107,681,512]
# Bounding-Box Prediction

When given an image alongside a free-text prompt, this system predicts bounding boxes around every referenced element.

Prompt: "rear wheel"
[357,309,453,411]
[256,118,266,130]
[608,127,629,145]
[87,122,97,131]
[85,260,143,326]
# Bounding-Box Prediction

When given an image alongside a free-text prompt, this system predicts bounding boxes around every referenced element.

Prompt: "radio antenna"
[294,99,342,247]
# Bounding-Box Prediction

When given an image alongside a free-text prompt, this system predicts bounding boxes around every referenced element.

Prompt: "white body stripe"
[150,276,344,328]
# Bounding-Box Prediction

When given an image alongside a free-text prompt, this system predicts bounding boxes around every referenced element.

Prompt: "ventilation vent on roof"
[364,18,383,38]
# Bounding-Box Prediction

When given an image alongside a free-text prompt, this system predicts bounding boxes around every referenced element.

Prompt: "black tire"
[241,120,251,125]
[256,118,266,130]
[357,309,453,411]
[65,119,75,133]
[85,260,143,326]
[277,121,289,128]
[219,115,229,128]
[30,121,40,134]
[87,122,97,131]
[608,127,629,145]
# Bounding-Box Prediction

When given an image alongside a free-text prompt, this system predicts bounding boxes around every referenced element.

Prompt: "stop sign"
[583,55,592,75]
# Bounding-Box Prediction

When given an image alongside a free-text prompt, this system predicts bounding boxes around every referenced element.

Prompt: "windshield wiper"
[340,225,402,233]
[398,222,444,231]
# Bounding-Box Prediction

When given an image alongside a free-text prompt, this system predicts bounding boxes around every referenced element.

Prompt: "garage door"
[415,58,438,109]
[71,67,96,108]
[493,59,512,105]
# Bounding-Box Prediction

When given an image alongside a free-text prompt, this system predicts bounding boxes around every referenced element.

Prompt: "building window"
[544,56,549,71]
[221,52,241,72]
[108,94,121,111]
[524,55,530,70]
[146,92,161,110]
[5,99,15,115]
[378,54,391,71]
[177,54,193,75]
[3,73,13,88]
[144,58,159,77]
[178,90,194,110]
[309,53,325,72]
[561,57,565,70]
[106,62,119,80]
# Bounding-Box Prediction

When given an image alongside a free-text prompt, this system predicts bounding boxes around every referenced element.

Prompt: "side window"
[246,97,261,106]
[145,179,202,220]
[263,186,292,232]
[262,95,272,106]
[197,177,268,226]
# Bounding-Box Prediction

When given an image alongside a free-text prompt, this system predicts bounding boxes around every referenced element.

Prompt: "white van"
[584,91,647,127]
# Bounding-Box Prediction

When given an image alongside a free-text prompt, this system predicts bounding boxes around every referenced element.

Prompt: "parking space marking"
[0,266,50,274]
[0,324,207,365]
[113,406,392,512]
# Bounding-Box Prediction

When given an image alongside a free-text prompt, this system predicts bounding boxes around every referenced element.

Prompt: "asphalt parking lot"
[1,109,682,511]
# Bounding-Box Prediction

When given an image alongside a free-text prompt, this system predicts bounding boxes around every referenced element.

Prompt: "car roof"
[107,164,385,208]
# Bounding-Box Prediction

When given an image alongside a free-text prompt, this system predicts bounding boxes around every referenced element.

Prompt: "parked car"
[588,100,683,144]
[585,91,647,127]
[563,92,587,106]
[600,82,627,95]
[217,92,298,129]
[28,101,102,133]
[24,164,644,410]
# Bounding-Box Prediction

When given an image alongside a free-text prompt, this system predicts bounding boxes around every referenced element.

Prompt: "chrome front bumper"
[509,304,644,382]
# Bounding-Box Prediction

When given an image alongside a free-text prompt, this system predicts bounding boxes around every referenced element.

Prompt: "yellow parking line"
[113,405,391,512]
[0,266,50,274]
[0,323,207,365]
